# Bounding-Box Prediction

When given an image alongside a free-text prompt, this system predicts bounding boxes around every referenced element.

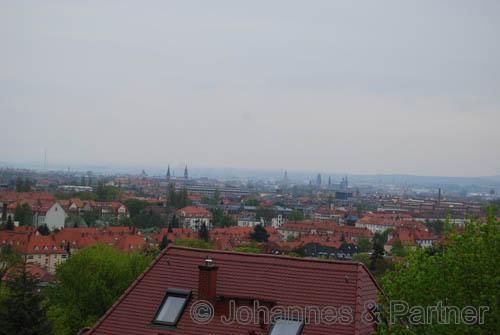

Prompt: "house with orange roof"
[2,263,54,287]
[385,228,438,253]
[24,234,68,273]
[355,212,426,233]
[313,206,346,222]
[177,206,212,230]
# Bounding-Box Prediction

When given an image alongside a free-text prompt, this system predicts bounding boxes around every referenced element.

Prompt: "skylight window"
[152,288,191,327]
[269,318,304,335]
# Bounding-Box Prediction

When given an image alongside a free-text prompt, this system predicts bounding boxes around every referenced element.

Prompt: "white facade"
[355,222,393,234]
[26,252,67,274]
[182,217,212,230]
[45,203,67,230]
[271,215,284,228]
[237,217,262,228]
[415,239,435,248]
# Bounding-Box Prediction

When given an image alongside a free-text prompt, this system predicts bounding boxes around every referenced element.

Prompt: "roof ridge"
[168,245,363,267]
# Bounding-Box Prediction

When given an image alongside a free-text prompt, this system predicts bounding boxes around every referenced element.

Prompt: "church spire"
[184,165,188,179]
[166,165,171,181]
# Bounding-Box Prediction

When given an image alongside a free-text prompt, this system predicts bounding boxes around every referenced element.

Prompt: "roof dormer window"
[152,288,191,327]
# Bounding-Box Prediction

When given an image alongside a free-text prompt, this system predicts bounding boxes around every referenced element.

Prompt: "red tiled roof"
[177,206,212,218]
[116,235,146,252]
[25,235,66,254]
[88,246,380,335]
[0,231,31,252]
[0,191,55,203]
[280,221,372,239]
[187,194,202,201]
[357,213,425,230]
[386,228,438,246]
[2,263,54,283]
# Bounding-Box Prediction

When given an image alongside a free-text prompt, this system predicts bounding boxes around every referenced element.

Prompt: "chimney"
[198,256,218,303]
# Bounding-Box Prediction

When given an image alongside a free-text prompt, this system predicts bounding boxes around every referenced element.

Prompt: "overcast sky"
[1,1,499,177]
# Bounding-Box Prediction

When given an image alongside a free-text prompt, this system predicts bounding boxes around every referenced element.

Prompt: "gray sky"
[1,0,499,177]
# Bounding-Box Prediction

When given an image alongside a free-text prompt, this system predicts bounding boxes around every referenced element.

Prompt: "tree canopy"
[14,203,33,227]
[167,185,191,209]
[250,224,269,242]
[211,208,236,228]
[46,244,153,335]
[122,199,150,218]
[0,263,52,335]
[95,182,122,201]
[288,209,305,221]
[378,209,500,334]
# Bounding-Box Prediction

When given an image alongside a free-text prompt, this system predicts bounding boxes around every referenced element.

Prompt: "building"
[24,235,67,273]
[384,228,438,252]
[0,227,145,274]
[278,220,372,242]
[355,212,426,234]
[237,216,262,228]
[177,206,213,230]
[44,202,67,230]
[84,246,380,335]
[174,184,251,198]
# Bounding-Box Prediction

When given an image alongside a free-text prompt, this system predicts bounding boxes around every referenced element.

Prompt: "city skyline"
[2,1,500,177]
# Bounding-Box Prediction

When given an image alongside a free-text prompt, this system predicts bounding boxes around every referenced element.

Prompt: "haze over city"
[2,0,500,177]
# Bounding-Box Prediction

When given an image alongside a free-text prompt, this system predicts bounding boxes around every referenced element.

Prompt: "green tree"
[288,209,304,221]
[5,216,14,230]
[132,209,165,228]
[160,235,171,250]
[424,219,444,236]
[370,230,392,276]
[15,177,23,192]
[379,209,500,334]
[14,203,33,227]
[250,224,269,242]
[46,244,152,335]
[357,237,372,253]
[96,182,121,201]
[170,214,179,229]
[122,199,149,218]
[15,177,33,192]
[37,224,50,236]
[64,214,87,228]
[211,208,236,228]
[255,206,276,225]
[209,189,221,206]
[0,263,52,335]
[352,252,371,267]
[81,209,100,227]
[198,223,209,242]
[244,198,260,207]
[167,185,191,209]
[390,239,409,257]
[0,245,22,278]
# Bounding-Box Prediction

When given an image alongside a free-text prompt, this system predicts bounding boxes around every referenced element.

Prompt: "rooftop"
[87,246,380,335]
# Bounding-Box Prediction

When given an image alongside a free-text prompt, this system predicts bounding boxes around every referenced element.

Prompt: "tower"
[316,173,322,188]
[166,165,171,181]
[184,165,188,179]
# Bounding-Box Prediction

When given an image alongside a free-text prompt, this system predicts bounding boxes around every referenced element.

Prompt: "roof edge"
[168,245,364,267]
